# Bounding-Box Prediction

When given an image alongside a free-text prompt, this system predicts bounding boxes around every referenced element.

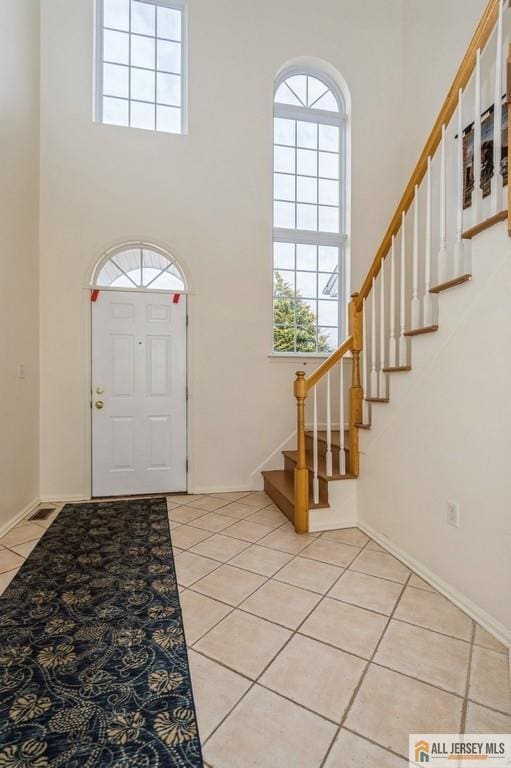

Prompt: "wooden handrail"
[356,0,500,310]
[305,336,353,393]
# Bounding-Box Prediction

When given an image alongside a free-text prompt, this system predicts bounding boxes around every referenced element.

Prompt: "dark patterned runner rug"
[0,497,203,768]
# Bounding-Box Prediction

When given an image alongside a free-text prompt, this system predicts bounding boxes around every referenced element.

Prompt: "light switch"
[17,364,26,379]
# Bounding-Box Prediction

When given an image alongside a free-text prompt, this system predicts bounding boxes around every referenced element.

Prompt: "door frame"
[86,240,192,499]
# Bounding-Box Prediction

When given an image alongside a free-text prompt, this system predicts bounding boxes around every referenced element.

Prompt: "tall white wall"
[401,0,487,182]
[38,0,405,499]
[358,224,511,638]
[0,1,40,529]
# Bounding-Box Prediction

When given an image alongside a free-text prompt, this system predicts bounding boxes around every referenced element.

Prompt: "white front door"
[92,291,187,496]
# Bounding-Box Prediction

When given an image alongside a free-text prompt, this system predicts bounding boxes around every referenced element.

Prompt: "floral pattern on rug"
[0,498,203,767]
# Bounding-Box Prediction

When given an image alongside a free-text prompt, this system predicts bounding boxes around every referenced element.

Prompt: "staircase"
[263,0,511,533]
[263,430,353,520]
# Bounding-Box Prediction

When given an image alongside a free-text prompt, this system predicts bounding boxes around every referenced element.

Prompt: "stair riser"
[263,476,294,522]
[284,456,329,504]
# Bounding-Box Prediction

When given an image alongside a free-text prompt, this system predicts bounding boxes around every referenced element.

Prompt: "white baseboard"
[39,494,90,503]
[358,519,511,650]
[0,498,41,539]
[189,486,253,495]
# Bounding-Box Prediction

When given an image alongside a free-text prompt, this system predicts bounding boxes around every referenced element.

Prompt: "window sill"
[267,352,353,362]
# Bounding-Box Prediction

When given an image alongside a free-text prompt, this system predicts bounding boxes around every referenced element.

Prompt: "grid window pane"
[274,118,295,146]
[274,146,295,174]
[131,0,156,35]
[319,327,338,351]
[296,244,317,271]
[157,40,181,73]
[131,100,155,130]
[131,35,155,68]
[319,205,339,233]
[103,96,129,126]
[319,124,339,152]
[318,300,338,326]
[104,30,130,64]
[297,203,317,231]
[99,1,184,134]
[157,104,181,133]
[319,151,339,179]
[297,121,317,149]
[274,242,295,269]
[274,202,295,229]
[319,178,339,206]
[297,176,317,204]
[318,246,339,272]
[296,271,317,298]
[131,68,154,101]
[104,0,130,31]
[157,72,181,106]
[158,6,182,40]
[297,149,317,176]
[274,174,296,202]
[274,269,295,294]
[103,63,129,98]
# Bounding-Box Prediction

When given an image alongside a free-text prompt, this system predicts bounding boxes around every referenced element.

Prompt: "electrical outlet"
[447,500,460,528]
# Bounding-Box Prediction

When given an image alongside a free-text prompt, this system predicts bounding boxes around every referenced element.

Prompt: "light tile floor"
[1,493,510,767]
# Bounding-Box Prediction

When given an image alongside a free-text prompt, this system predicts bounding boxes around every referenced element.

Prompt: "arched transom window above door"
[273,69,348,356]
[92,244,186,291]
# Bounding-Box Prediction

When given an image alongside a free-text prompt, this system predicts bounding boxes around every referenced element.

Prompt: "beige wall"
[401,0,487,182]
[38,0,405,499]
[0,1,40,529]
[358,223,511,638]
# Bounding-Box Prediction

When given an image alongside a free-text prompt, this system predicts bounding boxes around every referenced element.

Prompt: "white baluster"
[399,212,407,366]
[326,372,333,477]
[411,184,421,329]
[438,124,449,285]
[339,362,346,475]
[491,0,504,214]
[378,259,386,396]
[454,89,466,276]
[423,156,434,326]
[370,277,378,397]
[313,385,319,504]
[388,236,397,368]
[473,49,482,224]
[362,299,369,423]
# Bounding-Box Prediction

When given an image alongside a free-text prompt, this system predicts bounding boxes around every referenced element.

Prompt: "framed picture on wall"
[463,98,508,209]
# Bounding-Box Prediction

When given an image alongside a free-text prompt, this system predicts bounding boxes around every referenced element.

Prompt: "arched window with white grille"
[92,243,186,292]
[273,69,348,354]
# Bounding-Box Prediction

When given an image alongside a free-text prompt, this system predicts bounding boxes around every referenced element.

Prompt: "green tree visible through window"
[273,272,330,353]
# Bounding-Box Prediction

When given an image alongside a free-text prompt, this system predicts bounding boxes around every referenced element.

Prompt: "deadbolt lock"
[95,400,105,410]
[96,387,104,395]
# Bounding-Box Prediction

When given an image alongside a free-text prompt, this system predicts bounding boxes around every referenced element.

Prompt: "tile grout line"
[460,620,476,733]
[195,537,375,756]
[318,571,413,768]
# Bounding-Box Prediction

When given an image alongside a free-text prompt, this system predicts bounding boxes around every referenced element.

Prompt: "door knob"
[95,400,105,410]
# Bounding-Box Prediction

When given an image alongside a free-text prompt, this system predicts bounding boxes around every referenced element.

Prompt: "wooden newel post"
[349,293,363,477]
[294,371,309,534]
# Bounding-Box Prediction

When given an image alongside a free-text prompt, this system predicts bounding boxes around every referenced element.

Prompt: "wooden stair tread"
[283,450,355,481]
[404,325,439,337]
[430,274,471,293]
[262,469,330,510]
[383,366,411,373]
[462,210,507,240]
[366,397,389,403]
[355,423,371,430]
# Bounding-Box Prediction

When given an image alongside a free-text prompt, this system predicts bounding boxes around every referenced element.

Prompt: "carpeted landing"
[0,497,203,768]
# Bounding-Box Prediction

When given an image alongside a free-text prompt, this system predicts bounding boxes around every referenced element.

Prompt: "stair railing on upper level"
[293,0,510,534]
